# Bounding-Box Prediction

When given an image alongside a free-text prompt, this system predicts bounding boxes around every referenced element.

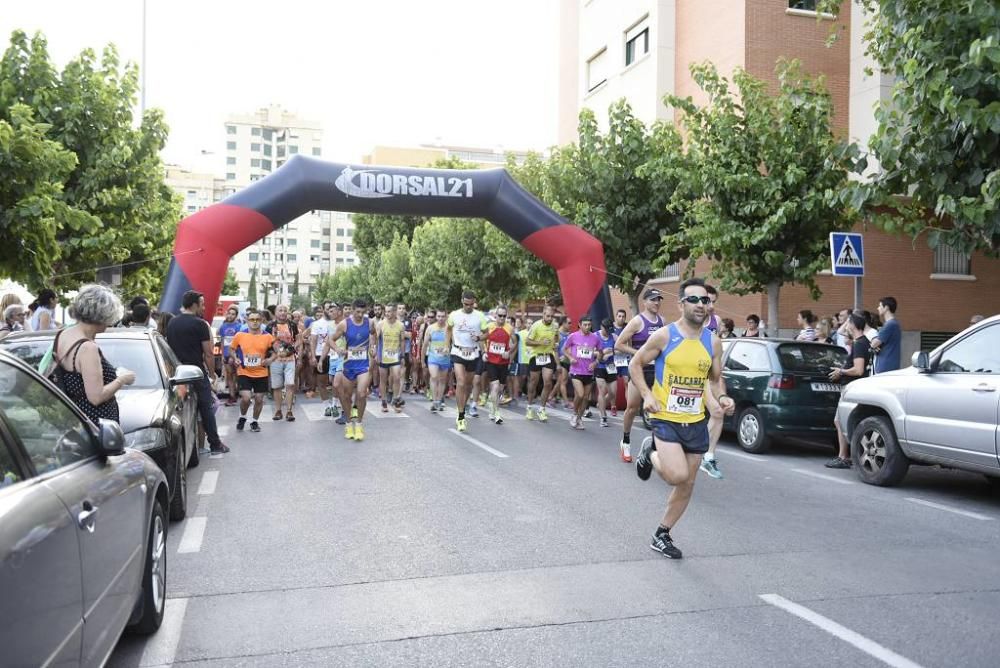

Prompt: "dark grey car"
[0,351,178,666]
[0,329,200,521]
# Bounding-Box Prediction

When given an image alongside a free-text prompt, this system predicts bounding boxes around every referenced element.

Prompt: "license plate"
[811,383,842,392]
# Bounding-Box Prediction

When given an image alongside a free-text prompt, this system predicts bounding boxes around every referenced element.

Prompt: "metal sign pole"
[854,276,863,312]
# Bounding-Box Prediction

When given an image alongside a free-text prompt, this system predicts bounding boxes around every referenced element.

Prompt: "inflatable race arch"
[160,155,613,323]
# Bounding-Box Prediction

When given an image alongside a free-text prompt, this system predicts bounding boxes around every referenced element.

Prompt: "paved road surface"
[109,394,1000,667]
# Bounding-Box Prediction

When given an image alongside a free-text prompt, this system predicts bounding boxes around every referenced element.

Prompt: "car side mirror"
[97,419,125,456]
[912,351,931,372]
[170,364,204,387]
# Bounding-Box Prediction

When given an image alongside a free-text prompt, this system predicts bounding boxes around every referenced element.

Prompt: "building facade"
[362,144,531,169]
[562,0,998,355]
[223,106,357,304]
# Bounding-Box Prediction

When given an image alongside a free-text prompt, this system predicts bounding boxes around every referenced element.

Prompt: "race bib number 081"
[534,354,552,366]
[667,387,703,414]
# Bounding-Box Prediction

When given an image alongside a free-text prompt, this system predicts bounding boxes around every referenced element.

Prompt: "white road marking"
[905,497,995,521]
[759,594,924,668]
[369,407,410,419]
[139,597,188,667]
[791,468,854,485]
[447,429,509,458]
[720,449,768,462]
[177,517,207,554]
[197,471,219,495]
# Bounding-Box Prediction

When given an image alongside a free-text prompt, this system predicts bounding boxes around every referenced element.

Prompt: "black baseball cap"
[643,289,664,301]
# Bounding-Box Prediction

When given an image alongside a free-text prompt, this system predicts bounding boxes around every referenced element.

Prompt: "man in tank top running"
[614,288,665,463]
[329,298,377,441]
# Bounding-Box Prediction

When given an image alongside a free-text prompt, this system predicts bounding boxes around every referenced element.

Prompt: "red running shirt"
[484,323,514,365]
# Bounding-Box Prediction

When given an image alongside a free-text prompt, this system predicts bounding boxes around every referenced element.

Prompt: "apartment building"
[164,165,227,215]
[221,105,358,304]
[362,144,531,169]
[559,0,998,350]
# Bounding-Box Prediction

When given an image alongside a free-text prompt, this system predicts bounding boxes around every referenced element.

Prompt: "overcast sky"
[1,0,561,174]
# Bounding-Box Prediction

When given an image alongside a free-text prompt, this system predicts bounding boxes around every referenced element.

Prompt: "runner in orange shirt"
[230,311,275,433]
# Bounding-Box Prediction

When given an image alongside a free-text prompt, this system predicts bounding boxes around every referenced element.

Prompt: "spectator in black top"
[743,314,766,337]
[127,302,155,330]
[54,284,136,425]
[825,313,872,469]
[166,290,230,455]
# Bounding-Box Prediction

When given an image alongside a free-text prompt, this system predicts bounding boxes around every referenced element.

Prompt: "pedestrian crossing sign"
[829,232,864,276]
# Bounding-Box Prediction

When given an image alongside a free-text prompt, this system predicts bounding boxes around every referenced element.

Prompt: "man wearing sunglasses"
[613,288,665,463]
[483,306,514,424]
[630,277,735,560]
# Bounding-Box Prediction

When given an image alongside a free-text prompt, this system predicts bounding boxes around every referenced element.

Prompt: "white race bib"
[488,341,507,355]
[348,348,368,362]
[577,347,594,359]
[456,346,479,360]
[535,354,552,366]
[330,350,341,360]
[666,387,703,415]
[605,359,617,373]
[431,344,446,356]
[244,355,262,368]
[382,349,400,363]
[614,354,630,367]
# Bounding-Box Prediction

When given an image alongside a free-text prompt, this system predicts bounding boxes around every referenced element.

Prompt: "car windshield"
[0,337,163,389]
[777,343,848,373]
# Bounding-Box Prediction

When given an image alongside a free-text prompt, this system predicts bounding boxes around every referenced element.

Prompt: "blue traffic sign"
[830,232,864,276]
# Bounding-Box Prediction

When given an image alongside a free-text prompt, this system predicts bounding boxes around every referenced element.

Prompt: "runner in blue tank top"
[613,288,665,463]
[329,298,377,441]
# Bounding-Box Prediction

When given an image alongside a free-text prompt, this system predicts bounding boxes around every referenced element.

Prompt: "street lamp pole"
[141,0,147,114]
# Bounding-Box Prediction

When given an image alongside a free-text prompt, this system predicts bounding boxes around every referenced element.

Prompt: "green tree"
[0,30,181,294]
[352,213,422,263]
[221,267,240,295]
[288,268,311,311]
[839,0,1000,255]
[247,265,258,308]
[369,234,412,303]
[667,60,853,334]
[548,100,691,311]
[0,104,95,285]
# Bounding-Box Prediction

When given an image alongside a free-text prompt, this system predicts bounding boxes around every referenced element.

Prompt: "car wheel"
[852,415,909,486]
[128,499,167,635]
[169,449,188,522]
[736,407,770,453]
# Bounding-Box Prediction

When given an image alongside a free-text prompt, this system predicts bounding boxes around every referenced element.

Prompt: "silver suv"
[836,315,1000,487]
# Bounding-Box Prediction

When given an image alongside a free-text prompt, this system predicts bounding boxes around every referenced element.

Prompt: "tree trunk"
[767,281,780,338]
[628,284,643,317]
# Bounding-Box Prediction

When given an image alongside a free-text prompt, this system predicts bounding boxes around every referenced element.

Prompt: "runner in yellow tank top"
[377,303,410,413]
[628,277,735,560]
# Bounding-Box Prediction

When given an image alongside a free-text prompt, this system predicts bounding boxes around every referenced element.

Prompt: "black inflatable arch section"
[161,155,612,323]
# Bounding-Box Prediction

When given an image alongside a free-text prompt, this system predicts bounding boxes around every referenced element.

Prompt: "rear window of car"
[777,343,848,373]
[0,337,163,389]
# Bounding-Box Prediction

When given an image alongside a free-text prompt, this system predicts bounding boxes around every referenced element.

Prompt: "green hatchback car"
[721,338,849,453]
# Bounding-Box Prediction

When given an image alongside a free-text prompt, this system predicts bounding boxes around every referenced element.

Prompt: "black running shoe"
[250,421,261,432]
[210,443,231,454]
[650,531,682,559]
[636,436,654,481]
[236,417,246,431]
[825,457,852,469]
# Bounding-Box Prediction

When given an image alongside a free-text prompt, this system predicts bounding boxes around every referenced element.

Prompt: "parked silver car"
[0,351,189,666]
[836,315,1000,486]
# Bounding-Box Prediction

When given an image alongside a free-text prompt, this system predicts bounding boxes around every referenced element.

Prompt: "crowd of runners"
[220,279,732,559]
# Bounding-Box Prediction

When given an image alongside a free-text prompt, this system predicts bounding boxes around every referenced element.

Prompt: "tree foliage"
[827,0,1000,254]
[221,267,240,295]
[247,265,258,308]
[547,100,691,309]
[667,60,853,333]
[0,30,181,294]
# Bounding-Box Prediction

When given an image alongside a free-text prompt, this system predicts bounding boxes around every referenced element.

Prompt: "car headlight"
[124,427,168,452]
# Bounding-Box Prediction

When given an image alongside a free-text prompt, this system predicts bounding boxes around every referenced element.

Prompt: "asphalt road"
[108,392,1000,667]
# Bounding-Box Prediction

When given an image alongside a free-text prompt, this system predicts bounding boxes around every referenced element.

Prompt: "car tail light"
[768,374,796,390]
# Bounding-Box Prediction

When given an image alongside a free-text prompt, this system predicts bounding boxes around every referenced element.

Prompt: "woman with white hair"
[0,304,25,337]
[52,284,136,424]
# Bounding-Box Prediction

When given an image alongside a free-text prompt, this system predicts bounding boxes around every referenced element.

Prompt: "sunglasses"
[681,296,712,305]
[496,313,508,318]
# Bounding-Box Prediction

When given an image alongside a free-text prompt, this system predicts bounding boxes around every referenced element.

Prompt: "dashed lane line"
[905,497,995,521]
[177,517,207,554]
[197,471,219,495]
[790,468,854,485]
[138,597,188,667]
[447,429,510,458]
[759,594,924,668]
